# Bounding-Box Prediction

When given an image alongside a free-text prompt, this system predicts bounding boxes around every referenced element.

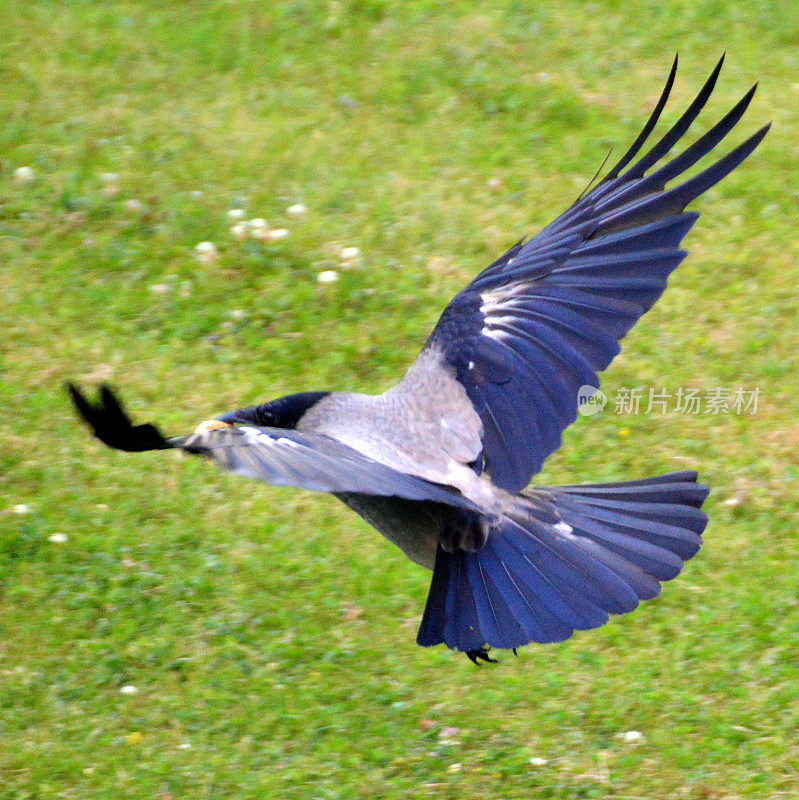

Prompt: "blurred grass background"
[1,1,797,798]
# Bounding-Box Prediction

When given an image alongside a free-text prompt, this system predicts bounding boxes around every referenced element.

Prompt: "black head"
[219,392,330,430]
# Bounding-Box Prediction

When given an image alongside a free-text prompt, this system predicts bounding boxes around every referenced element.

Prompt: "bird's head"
[218,391,330,430]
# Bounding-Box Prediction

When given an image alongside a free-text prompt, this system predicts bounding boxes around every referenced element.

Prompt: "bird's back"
[296,347,491,502]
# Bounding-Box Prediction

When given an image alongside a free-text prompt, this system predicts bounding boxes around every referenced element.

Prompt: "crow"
[70,56,768,664]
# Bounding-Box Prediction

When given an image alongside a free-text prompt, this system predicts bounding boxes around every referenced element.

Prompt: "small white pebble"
[14,166,35,184]
[189,190,203,199]
[48,532,68,544]
[722,490,748,508]
[119,685,138,695]
[13,504,31,515]
[486,177,501,191]
[286,203,307,216]
[122,198,143,212]
[267,228,289,241]
[447,763,462,774]
[100,172,120,198]
[340,246,360,261]
[148,283,170,295]
[529,757,548,767]
[227,208,246,221]
[619,730,645,744]
[317,270,339,284]
[194,241,218,264]
[249,219,270,240]
[230,221,249,240]
[177,742,192,750]
[229,309,247,322]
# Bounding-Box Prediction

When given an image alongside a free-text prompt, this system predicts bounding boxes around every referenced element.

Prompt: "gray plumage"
[297,347,492,506]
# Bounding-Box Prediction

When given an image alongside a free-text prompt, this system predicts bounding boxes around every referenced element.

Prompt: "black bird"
[70,57,768,664]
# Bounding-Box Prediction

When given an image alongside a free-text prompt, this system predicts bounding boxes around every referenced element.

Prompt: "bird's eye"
[251,407,272,426]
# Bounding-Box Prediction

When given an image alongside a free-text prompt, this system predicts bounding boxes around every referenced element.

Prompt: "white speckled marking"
[481,326,508,342]
[554,520,574,535]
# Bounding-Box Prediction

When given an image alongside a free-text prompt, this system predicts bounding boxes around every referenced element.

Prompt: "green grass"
[1,1,797,797]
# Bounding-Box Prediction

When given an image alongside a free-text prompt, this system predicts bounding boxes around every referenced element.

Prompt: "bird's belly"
[334,492,443,569]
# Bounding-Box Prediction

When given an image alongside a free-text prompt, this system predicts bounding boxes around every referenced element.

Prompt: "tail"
[417,470,709,653]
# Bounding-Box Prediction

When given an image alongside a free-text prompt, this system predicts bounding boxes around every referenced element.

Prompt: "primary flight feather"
[70,57,767,663]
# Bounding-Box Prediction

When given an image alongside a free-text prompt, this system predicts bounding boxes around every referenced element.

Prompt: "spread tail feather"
[417,470,708,652]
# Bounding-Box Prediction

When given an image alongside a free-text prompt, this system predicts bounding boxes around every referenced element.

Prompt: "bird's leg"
[466,646,497,665]
[439,509,488,553]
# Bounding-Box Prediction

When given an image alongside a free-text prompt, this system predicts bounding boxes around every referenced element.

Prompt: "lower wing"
[68,383,476,510]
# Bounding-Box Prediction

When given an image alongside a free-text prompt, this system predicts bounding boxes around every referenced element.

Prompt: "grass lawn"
[1,1,796,797]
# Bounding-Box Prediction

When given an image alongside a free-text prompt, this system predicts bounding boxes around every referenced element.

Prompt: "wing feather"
[412,59,766,492]
[69,384,476,510]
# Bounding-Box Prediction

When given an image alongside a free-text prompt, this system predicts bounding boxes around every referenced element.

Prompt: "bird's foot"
[465,646,497,665]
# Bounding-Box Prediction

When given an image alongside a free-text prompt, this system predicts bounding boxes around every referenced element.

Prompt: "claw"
[465,646,497,665]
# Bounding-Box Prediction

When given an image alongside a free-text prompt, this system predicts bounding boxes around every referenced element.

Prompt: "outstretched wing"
[68,384,476,510]
[415,56,768,493]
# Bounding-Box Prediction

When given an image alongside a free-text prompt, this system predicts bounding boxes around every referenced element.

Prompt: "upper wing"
[414,56,768,494]
[68,384,476,510]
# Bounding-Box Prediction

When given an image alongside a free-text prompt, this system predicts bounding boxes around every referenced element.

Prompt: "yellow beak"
[193,419,231,434]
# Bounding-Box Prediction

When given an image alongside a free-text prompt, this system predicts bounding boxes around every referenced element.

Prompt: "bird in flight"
[70,57,767,664]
